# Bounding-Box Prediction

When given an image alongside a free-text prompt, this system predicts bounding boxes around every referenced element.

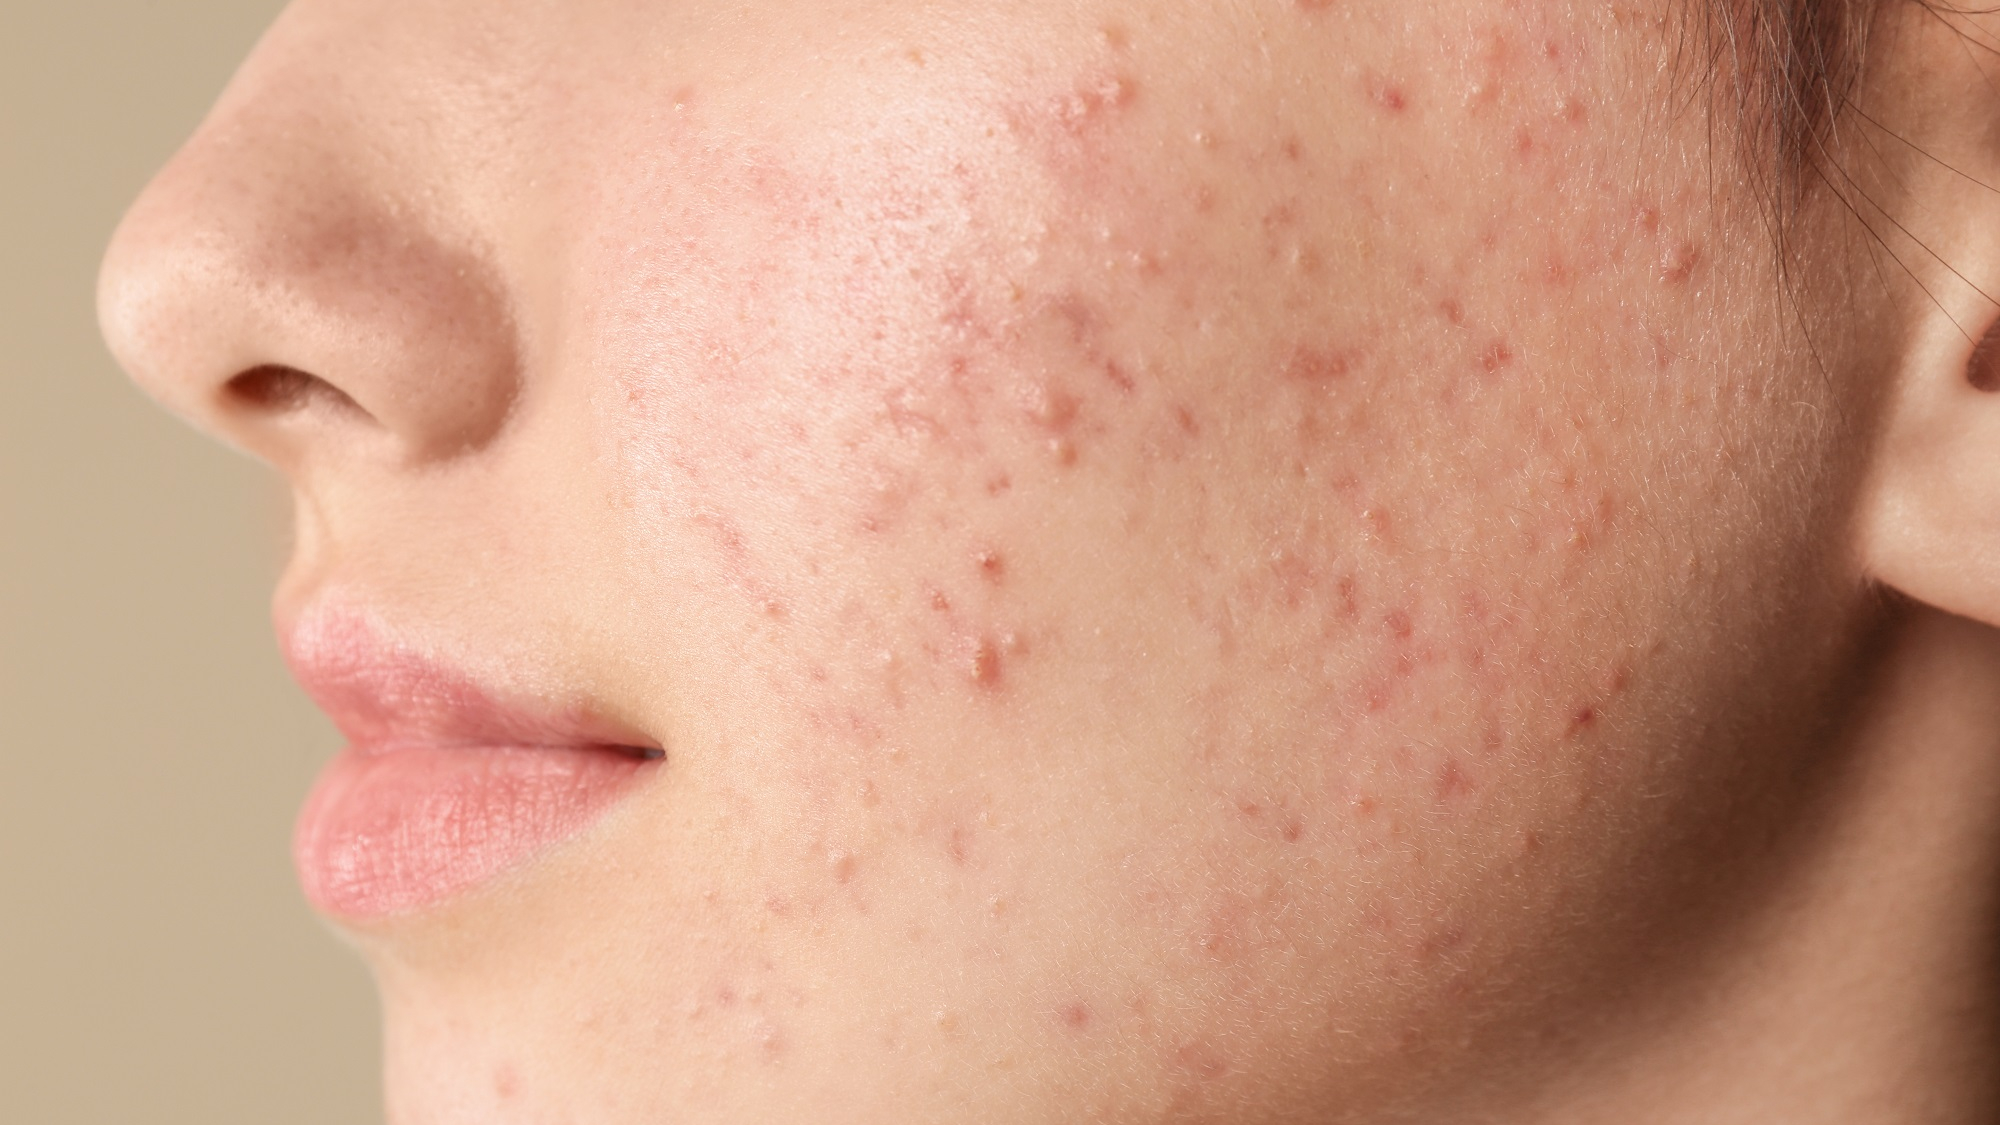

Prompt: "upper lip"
[280,601,661,756]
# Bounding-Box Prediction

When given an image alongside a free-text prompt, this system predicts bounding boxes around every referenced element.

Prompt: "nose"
[97,19,521,473]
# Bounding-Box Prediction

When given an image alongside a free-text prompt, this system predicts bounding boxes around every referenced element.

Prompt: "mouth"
[282,604,663,920]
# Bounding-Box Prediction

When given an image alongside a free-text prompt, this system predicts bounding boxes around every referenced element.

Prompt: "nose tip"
[98,90,521,470]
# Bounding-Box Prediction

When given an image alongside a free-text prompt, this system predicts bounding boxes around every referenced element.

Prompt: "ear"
[1859,316,2000,626]
[1851,8,2000,626]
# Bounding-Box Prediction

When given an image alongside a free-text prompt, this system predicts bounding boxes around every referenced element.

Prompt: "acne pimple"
[1479,339,1515,374]
[493,1064,519,1100]
[1365,75,1410,114]
[1566,705,1598,736]
[1057,1002,1094,1031]
[976,549,1006,583]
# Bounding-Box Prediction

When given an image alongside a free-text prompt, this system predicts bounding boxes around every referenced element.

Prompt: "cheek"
[561,0,1786,1075]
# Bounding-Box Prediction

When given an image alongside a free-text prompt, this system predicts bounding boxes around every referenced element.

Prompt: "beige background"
[2,2,381,1121]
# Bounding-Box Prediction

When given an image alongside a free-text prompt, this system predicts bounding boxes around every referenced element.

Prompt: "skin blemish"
[1385,609,1413,641]
[946,825,973,866]
[930,588,952,612]
[1174,404,1201,436]
[1566,705,1598,737]
[1051,73,1138,131]
[830,851,859,884]
[1435,759,1476,803]
[1103,359,1137,393]
[1285,344,1357,384]
[1025,381,1082,433]
[969,636,1004,687]
[1173,1038,1230,1081]
[1659,240,1702,284]
[1058,1002,1094,1031]
[976,549,1006,584]
[493,1064,519,1101]
[1439,297,1465,325]
[1365,75,1410,114]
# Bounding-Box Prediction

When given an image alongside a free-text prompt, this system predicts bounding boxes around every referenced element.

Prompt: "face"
[101,0,1884,1120]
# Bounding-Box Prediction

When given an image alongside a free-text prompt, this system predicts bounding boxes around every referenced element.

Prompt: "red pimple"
[1366,76,1410,113]
[1058,1002,1094,1030]
[1103,359,1136,393]
[1281,820,1304,843]
[1566,705,1598,736]
[977,549,1006,583]
[1480,339,1515,373]
[1439,297,1465,325]
[1386,609,1413,640]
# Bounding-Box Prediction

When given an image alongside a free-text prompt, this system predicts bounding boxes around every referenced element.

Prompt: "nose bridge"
[98,31,523,469]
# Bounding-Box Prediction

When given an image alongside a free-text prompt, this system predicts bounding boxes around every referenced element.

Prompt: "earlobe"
[1858,311,2000,626]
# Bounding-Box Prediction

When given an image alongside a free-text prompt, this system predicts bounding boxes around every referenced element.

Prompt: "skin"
[96,0,2000,1121]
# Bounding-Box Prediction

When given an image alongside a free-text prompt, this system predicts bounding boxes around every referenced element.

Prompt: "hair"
[1699,0,1879,212]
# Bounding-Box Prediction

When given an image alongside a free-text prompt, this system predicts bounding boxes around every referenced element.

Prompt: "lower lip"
[294,743,657,919]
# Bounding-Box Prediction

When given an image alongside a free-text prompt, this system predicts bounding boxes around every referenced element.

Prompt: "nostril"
[225,364,377,422]
[1969,328,2000,393]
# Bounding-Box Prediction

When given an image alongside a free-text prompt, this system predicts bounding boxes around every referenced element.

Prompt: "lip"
[282,604,662,920]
